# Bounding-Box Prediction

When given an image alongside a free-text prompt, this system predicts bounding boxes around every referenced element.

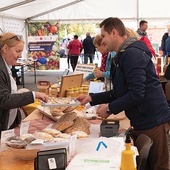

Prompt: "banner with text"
[28,41,59,70]
[28,21,60,70]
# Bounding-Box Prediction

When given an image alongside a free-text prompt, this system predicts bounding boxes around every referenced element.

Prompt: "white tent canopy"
[0,0,170,51]
[0,0,170,24]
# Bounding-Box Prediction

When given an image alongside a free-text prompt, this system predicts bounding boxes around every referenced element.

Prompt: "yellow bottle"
[120,130,136,170]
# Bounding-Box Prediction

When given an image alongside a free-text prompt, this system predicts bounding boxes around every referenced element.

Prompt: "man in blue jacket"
[77,17,170,170]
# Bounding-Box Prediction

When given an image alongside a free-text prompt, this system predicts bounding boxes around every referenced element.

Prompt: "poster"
[28,40,59,70]
[27,22,60,70]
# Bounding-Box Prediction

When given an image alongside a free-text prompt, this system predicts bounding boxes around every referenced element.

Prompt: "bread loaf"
[52,112,77,131]
[42,128,61,137]
[64,117,90,135]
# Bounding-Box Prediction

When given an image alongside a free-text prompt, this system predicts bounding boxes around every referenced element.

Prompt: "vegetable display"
[28,21,59,36]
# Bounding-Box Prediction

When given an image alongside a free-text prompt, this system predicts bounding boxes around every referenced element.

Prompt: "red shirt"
[67,39,83,55]
[140,36,159,75]
[140,36,156,57]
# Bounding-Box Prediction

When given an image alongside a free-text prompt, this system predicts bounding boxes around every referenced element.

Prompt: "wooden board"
[58,73,83,97]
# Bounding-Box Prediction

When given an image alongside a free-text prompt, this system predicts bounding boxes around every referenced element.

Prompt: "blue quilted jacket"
[90,40,170,130]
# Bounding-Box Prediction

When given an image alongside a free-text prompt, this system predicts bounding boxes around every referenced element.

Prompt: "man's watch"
[106,104,112,114]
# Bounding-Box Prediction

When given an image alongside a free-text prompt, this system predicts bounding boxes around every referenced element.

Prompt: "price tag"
[69,134,77,157]
[48,158,57,169]
[1,129,15,151]
[20,121,30,136]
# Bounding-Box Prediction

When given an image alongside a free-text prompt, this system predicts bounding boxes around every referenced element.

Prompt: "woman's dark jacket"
[90,40,170,130]
[0,56,34,132]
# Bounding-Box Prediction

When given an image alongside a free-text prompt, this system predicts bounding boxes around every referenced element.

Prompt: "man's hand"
[96,104,109,119]
[76,94,92,105]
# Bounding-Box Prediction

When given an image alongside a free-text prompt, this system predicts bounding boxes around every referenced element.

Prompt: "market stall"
[0,106,131,170]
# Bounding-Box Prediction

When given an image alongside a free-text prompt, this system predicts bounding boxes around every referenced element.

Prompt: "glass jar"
[79,87,84,95]
[74,87,80,97]
[66,88,74,97]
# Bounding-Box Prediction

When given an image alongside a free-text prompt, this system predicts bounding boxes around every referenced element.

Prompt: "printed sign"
[74,63,96,78]
[28,41,60,70]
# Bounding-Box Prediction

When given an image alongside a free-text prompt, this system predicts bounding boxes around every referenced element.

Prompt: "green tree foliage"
[58,23,99,40]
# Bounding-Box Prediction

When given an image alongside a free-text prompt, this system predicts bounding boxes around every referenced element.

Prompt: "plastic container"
[100,120,119,137]
[120,128,136,170]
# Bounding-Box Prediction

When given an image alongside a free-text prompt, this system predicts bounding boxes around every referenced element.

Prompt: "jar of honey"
[79,87,84,95]
[74,87,80,97]
[66,88,74,97]
[50,84,58,97]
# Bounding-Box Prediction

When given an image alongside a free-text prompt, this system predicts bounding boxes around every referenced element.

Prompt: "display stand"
[58,73,83,97]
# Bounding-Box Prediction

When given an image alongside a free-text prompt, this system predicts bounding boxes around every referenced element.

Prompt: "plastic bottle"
[120,129,136,170]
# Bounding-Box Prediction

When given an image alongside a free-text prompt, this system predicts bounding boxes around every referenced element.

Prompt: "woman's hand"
[35,92,49,103]
[94,70,103,78]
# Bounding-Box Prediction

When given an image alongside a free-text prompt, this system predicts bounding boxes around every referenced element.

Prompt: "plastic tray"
[41,98,81,107]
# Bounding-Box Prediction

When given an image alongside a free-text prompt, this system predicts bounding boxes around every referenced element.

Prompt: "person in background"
[11,66,21,85]
[163,33,170,67]
[136,21,159,74]
[84,34,108,81]
[0,32,48,134]
[76,17,170,170]
[136,20,156,59]
[165,32,170,56]
[67,35,83,71]
[83,32,96,64]
[63,36,71,69]
[126,27,158,75]
[161,27,170,59]
[136,20,148,37]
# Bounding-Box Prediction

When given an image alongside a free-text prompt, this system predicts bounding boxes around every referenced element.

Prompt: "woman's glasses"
[9,35,23,41]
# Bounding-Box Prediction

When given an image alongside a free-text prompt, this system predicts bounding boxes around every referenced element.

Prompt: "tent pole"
[136,0,139,28]
[27,0,83,21]
[0,0,36,12]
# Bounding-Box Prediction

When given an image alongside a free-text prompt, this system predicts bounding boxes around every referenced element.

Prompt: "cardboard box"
[37,81,50,95]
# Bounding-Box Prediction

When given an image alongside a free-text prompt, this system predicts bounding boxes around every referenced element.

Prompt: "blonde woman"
[0,32,48,134]
[84,34,115,84]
